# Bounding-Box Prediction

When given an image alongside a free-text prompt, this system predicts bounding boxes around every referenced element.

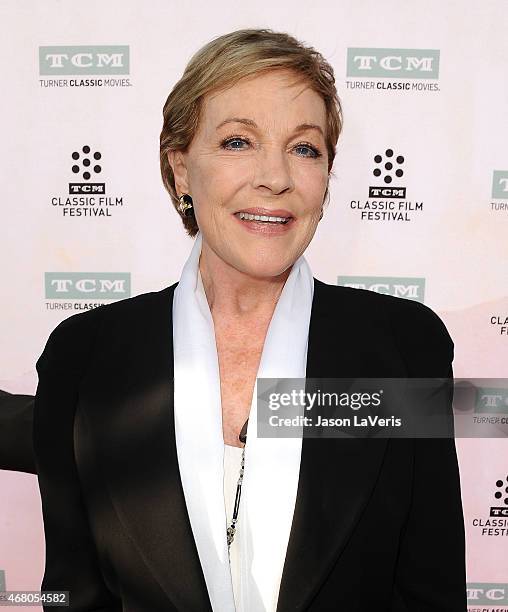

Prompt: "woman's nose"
[253,147,294,195]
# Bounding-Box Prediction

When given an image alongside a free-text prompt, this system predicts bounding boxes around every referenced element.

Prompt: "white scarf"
[172,231,314,611]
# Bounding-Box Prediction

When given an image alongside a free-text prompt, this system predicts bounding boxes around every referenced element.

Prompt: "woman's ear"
[168,150,190,195]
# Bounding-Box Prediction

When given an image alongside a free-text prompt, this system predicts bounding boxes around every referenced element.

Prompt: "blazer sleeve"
[33,310,122,612]
[389,300,467,611]
[0,390,35,474]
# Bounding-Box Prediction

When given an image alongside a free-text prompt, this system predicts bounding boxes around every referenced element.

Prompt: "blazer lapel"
[275,279,390,612]
[84,283,212,612]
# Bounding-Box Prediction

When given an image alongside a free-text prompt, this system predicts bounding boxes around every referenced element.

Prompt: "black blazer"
[0,390,36,474]
[33,278,466,611]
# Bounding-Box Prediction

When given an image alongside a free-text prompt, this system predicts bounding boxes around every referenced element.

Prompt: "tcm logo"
[492,170,508,199]
[467,583,508,604]
[338,276,425,303]
[45,273,131,299]
[347,48,440,79]
[490,475,508,518]
[39,45,129,75]
[475,387,508,414]
[69,145,104,195]
[369,148,406,198]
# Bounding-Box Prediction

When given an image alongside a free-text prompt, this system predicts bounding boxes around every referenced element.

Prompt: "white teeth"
[237,212,290,224]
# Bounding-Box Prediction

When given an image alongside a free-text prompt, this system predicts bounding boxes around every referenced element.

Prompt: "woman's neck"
[199,240,291,319]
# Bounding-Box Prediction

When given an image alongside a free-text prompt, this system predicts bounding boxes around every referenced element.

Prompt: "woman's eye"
[220,137,321,158]
[221,137,250,150]
[294,144,321,158]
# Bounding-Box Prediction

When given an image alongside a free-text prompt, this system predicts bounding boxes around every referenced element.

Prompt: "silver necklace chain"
[226,445,245,549]
[226,419,249,550]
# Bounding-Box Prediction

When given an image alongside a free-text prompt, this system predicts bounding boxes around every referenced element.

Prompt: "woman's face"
[170,69,329,279]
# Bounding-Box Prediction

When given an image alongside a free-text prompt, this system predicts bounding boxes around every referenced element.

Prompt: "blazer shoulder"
[313,277,454,371]
[314,277,450,330]
[37,282,178,374]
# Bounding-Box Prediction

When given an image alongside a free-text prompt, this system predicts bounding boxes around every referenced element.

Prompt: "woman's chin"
[231,254,295,281]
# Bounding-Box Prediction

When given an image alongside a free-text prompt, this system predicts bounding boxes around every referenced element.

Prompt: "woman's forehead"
[200,75,326,131]
[206,70,315,105]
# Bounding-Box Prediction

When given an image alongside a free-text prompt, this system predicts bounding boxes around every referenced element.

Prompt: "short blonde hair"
[160,28,343,237]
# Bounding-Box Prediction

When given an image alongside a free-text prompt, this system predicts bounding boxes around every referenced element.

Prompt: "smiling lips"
[233,207,295,235]
[234,207,294,225]
[237,211,289,224]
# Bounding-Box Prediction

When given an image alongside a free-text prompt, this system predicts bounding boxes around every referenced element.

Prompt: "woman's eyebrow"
[216,117,257,130]
[216,117,324,137]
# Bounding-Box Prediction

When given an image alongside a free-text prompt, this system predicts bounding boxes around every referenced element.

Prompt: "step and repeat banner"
[1,0,507,609]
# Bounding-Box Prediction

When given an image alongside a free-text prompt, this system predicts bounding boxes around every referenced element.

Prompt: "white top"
[224,443,245,610]
[173,231,313,612]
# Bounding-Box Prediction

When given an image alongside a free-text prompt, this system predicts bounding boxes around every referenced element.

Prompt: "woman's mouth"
[232,210,295,235]
[235,211,291,224]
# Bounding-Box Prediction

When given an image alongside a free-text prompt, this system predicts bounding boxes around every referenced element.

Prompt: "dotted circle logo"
[71,145,102,181]
[373,149,404,184]
[494,477,508,505]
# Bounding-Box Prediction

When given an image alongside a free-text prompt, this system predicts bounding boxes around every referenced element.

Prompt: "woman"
[34,28,466,611]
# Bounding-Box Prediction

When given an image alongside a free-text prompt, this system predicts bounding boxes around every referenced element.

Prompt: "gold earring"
[178,193,194,217]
